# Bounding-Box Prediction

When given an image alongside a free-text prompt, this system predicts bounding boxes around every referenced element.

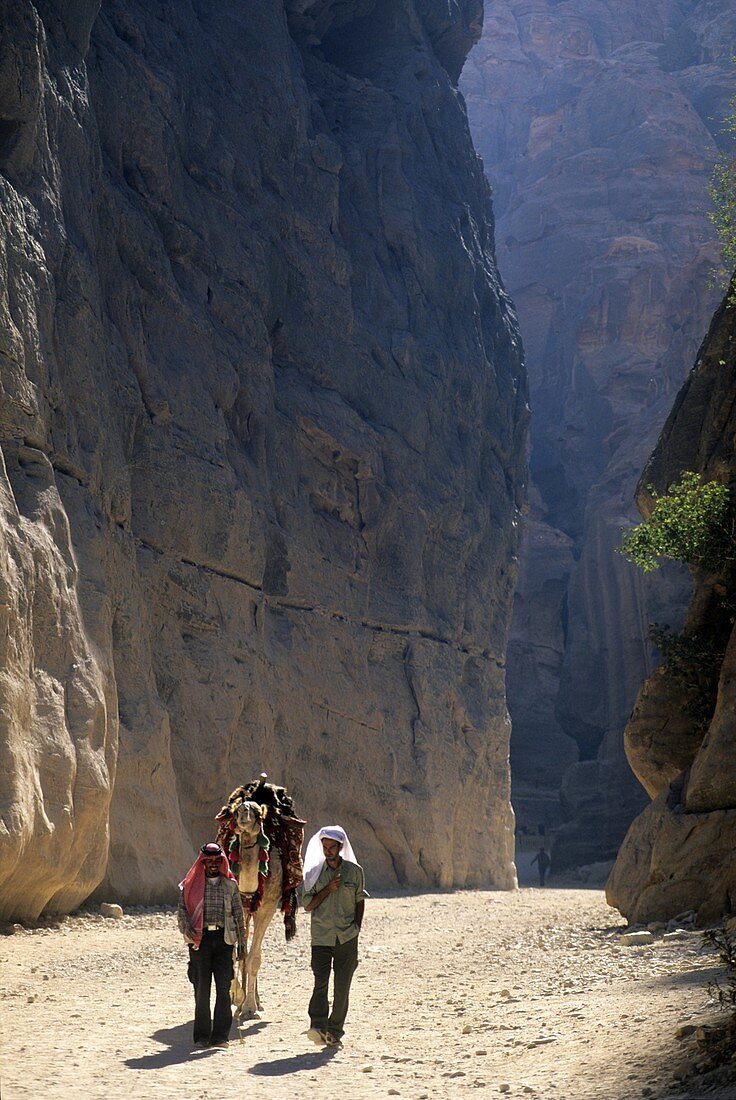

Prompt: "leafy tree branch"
[620,471,733,574]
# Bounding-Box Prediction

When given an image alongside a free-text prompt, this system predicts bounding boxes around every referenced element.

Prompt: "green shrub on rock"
[620,471,733,574]
[709,82,736,305]
[648,624,726,732]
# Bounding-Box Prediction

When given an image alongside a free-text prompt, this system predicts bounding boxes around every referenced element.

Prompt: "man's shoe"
[211,1039,229,1048]
[324,1032,342,1046]
[307,1027,327,1044]
[193,1039,209,1049]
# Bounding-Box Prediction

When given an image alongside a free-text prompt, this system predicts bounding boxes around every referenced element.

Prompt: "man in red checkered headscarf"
[178,842,245,1048]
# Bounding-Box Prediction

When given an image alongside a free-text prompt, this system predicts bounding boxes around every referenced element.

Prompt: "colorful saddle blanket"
[215,777,305,929]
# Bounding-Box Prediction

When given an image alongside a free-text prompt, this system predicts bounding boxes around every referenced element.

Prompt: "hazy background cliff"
[0,0,526,920]
[461,0,735,867]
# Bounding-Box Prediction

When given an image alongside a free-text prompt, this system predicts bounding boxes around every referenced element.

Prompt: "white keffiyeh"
[302,826,358,892]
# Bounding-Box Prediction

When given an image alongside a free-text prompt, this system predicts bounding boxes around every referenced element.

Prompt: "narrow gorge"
[462,0,736,869]
[2,0,735,936]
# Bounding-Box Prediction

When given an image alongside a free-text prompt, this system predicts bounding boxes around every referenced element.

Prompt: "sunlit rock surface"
[608,288,736,924]
[0,0,526,920]
[462,0,734,862]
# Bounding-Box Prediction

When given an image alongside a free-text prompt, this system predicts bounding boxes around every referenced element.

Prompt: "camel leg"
[231,911,252,1019]
[242,897,279,1017]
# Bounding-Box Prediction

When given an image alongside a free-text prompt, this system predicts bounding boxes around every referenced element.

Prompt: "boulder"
[607,775,736,925]
[99,903,124,920]
[619,931,654,947]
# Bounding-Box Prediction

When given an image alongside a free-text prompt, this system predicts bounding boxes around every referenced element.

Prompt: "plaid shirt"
[178,874,245,948]
[203,875,227,926]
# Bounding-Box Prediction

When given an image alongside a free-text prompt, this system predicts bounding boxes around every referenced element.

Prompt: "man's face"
[321,838,342,864]
[203,857,221,876]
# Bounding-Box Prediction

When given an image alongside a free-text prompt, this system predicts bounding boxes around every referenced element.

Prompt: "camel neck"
[238,835,262,894]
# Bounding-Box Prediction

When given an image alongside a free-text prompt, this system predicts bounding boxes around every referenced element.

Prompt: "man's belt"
[204,924,224,931]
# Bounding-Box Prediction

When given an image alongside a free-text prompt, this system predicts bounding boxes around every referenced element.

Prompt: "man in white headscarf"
[302,825,367,1046]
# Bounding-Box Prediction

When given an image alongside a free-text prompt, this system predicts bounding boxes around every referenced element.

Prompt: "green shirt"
[302,859,368,946]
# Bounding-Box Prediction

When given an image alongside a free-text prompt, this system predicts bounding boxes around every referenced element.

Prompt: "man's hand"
[304,873,342,912]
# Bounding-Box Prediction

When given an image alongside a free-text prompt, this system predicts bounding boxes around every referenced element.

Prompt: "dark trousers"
[308,936,359,1039]
[188,930,233,1043]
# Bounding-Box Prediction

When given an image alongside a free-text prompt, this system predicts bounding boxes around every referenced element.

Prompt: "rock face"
[0,0,526,920]
[608,288,736,924]
[461,0,734,861]
[505,506,576,828]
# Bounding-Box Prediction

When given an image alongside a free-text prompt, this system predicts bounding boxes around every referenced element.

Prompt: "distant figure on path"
[178,841,245,1048]
[302,826,368,1046]
[531,845,551,887]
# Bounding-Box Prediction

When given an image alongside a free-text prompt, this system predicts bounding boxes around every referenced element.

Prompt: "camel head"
[235,799,266,843]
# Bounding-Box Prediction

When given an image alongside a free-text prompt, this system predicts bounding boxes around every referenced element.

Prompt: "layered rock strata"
[0,0,526,920]
[461,0,734,861]
[608,287,736,924]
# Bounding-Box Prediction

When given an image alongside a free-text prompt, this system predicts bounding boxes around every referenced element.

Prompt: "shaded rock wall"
[0,0,526,920]
[608,288,736,925]
[461,0,734,861]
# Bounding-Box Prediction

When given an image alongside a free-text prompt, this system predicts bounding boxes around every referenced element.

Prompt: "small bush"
[709,82,736,306]
[649,624,725,732]
[703,926,736,1014]
[620,471,733,574]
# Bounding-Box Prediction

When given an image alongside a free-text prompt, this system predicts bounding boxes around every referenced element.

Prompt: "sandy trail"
[2,888,734,1100]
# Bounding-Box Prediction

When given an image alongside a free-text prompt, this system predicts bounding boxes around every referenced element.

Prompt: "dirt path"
[2,888,735,1100]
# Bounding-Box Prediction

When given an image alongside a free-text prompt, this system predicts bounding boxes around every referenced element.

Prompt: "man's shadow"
[124,1020,338,1075]
[124,1020,251,1070]
[248,1046,340,1076]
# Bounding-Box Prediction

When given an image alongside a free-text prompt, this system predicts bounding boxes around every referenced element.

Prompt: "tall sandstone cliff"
[461,0,735,862]
[0,0,526,920]
[608,286,736,924]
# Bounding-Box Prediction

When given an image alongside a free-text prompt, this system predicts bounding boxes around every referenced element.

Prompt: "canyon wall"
[0,0,526,920]
[608,286,736,924]
[462,0,735,862]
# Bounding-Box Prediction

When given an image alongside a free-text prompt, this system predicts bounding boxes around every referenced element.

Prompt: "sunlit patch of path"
[3,888,734,1099]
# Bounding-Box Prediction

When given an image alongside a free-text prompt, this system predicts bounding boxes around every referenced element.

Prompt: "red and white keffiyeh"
[179,844,237,949]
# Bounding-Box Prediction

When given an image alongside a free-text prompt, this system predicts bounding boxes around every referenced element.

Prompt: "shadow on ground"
[124,1018,339,1077]
[646,963,724,991]
[124,1021,228,1070]
[248,1047,339,1076]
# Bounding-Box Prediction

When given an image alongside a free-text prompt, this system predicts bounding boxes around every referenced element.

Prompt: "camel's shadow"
[236,1019,269,1037]
[248,1047,340,1076]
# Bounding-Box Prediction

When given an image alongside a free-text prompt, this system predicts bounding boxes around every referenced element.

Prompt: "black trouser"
[308,936,359,1039]
[188,929,233,1043]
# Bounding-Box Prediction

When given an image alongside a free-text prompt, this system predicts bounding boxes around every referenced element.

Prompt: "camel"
[215,776,304,1021]
[229,799,283,1018]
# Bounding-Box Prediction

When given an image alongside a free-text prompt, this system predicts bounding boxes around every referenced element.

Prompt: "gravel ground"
[2,887,736,1100]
